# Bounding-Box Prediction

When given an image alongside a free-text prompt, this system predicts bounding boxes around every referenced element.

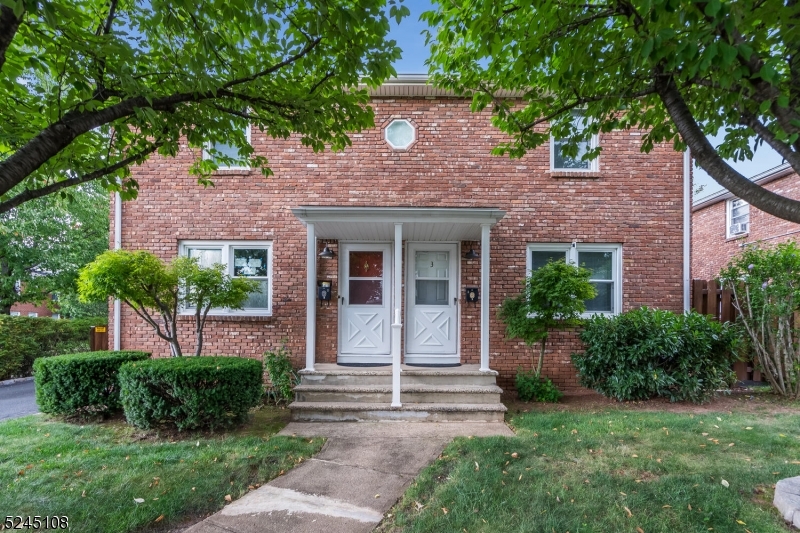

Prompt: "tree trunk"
[535,336,546,378]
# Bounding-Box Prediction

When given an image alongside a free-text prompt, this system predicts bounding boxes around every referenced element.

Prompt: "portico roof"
[291,206,506,241]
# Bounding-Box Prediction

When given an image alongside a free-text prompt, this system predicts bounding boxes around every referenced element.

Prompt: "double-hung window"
[550,112,599,171]
[179,240,272,316]
[726,198,750,238]
[203,123,251,169]
[526,243,622,316]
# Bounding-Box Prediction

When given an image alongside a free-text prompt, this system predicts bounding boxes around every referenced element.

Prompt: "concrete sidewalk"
[184,422,514,533]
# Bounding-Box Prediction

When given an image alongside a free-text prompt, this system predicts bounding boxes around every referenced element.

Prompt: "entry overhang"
[291,207,506,241]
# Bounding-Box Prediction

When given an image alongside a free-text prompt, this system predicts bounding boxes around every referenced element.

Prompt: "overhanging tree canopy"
[422,0,800,223]
[0,0,408,213]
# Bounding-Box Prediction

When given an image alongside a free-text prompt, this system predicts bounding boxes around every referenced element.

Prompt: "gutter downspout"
[683,149,691,312]
[113,192,121,351]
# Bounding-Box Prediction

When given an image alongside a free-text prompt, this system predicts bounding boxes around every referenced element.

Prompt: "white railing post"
[480,223,491,372]
[305,223,316,372]
[391,223,403,407]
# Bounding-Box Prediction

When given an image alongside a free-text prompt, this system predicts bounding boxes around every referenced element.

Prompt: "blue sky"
[387,0,785,199]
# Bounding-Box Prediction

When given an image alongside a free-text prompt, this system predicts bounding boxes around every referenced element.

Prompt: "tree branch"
[738,110,800,169]
[0,142,161,214]
[0,36,324,198]
[656,73,800,223]
[0,5,23,73]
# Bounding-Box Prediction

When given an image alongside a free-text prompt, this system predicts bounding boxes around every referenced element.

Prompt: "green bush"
[572,308,739,403]
[0,316,108,381]
[515,370,563,403]
[264,345,298,404]
[119,356,263,430]
[33,350,150,416]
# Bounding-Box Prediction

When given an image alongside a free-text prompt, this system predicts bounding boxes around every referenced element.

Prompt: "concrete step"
[299,367,499,387]
[288,402,507,422]
[293,384,503,404]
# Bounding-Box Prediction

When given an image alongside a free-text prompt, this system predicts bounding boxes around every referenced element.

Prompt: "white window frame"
[28,312,38,317]
[526,243,622,317]
[550,113,599,172]
[202,124,252,170]
[385,119,416,150]
[179,240,272,316]
[726,198,750,238]
[10,311,20,316]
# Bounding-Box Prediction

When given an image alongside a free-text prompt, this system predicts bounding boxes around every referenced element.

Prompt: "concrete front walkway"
[185,422,514,533]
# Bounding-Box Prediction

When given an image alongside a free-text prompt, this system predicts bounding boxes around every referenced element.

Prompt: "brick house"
[692,163,799,281]
[110,76,690,420]
[10,300,55,318]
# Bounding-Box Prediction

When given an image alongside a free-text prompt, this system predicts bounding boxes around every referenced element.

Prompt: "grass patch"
[0,406,321,532]
[380,410,800,532]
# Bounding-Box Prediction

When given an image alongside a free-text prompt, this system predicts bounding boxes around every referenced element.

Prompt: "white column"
[305,223,316,372]
[480,223,491,372]
[391,223,403,407]
[113,192,122,351]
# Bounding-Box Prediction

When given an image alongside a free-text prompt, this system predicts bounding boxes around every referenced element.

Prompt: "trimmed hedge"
[34,350,151,416]
[0,315,108,381]
[571,308,739,403]
[119,357,263,430]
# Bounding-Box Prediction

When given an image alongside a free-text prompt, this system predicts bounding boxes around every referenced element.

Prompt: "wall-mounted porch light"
[319,245,336,259]
[465,248,480,260]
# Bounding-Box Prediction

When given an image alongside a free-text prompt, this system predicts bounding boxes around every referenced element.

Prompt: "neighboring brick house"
[10,300,55,318]
[109,77,690,416]
[692,163,799,281]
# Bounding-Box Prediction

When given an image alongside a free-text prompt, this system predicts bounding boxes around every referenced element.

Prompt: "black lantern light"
[319,245,336,259]
[465,248,480,260]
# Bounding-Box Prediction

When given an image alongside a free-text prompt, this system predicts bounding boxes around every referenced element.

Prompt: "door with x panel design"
[338,243,392,364]
[406,243,459,365]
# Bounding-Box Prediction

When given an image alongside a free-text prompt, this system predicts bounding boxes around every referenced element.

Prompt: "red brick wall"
[692,171,800,281]
[10,300,54,317]
[111,97,685,393]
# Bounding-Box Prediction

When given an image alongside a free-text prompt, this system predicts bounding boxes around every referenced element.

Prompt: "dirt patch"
[503,389,800,417]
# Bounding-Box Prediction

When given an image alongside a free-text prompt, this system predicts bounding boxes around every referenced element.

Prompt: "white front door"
[338,243,392,364]
[406,243,459,365]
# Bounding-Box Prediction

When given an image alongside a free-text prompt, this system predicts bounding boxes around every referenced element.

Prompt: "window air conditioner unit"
[729,223,748,235]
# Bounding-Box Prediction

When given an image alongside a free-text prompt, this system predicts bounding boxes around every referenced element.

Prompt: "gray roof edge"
[692,163,794,211]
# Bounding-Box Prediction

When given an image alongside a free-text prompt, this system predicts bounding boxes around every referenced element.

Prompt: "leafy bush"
[0,315,108,381]
[33,351,150,417]
[572,308,739,403]
[515,370,563,403]
[720,242,800,398]
[119,356,263,430]
[264,345,298,404]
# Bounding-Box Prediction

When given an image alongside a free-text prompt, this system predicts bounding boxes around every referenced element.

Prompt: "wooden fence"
[89,325,108,352]
[691,279,761,382]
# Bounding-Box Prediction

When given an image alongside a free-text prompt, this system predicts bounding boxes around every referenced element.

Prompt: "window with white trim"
[28,312,38,317]
[10,311,20,316]
[726,198,750,238]
[203,123,251,169]
[526,243,622,315]
[179,240,272,315]
[550,112,599,171]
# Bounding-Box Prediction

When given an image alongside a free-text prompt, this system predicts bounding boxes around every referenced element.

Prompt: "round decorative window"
[385,119,415,150]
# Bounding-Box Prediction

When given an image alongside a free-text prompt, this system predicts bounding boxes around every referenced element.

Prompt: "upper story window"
[385,119,415,150]
[10,311,20,316]
[203,124,251,169]
[527,243,622,316]
[727,198,750,238]
[179,240,272,316]
[550,112,599,171]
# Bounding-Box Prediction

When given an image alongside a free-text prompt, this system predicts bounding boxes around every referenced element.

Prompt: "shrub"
[0,315,108,381]
[572,308,739,403]
[720,242,800,398]
[264,345,298,405]
[33,350,150,416]
[515,370,563,403]
[119,356,263,430]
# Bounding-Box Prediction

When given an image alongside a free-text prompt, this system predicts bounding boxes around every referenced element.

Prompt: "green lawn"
[0,408,322,532]
[380,409,800,533]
